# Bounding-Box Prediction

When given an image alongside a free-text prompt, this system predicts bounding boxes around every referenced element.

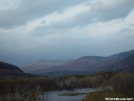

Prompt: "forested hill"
[0,61,23,73]
[0,61,36,79]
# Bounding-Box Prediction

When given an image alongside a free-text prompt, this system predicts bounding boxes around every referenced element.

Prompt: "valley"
[0,50,134,101]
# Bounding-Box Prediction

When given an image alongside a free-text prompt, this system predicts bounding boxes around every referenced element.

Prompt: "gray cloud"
[129,24,134,27]
[32,0,134,36]
[92,0,134,21]
[0,0,134,65]
[0,0,88,29]
[31,20,76,35]
[118,27,134,35]
[76,0,134,23]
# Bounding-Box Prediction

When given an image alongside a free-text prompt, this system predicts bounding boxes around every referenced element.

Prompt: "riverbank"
[82,89,134,101]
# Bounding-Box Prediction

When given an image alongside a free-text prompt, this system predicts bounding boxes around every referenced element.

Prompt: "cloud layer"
[0,0,134,65]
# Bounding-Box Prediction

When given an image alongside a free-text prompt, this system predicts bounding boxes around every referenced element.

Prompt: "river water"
[44,87,103,101]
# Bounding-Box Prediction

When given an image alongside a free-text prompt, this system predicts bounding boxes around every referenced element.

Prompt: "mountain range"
[20,50,134,76]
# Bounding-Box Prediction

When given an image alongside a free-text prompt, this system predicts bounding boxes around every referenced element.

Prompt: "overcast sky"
[0,0,134,65]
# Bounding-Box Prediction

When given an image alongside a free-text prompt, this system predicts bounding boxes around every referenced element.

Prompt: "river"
[44,87,104,101]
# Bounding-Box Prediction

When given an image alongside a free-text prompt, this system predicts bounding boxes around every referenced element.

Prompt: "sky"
[0,0,134,66]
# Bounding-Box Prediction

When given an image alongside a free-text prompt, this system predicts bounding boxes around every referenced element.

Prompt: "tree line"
[1,71,133,101]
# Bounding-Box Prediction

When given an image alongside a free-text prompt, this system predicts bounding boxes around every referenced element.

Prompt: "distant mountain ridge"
[20,50,134,76]
[20,59,72,72]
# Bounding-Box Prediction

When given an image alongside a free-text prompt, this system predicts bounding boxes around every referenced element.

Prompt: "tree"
[110,72,134,92]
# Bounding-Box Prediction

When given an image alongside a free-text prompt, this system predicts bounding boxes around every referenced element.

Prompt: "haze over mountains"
[20,50,134,76]
[20,59,72,72]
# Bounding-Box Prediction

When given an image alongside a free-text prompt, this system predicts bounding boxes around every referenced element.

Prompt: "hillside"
[20,50,134,76]
[0,61,36,79]
[105,53,134,72]
[0,61,23,73]
[88,50,134,73]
